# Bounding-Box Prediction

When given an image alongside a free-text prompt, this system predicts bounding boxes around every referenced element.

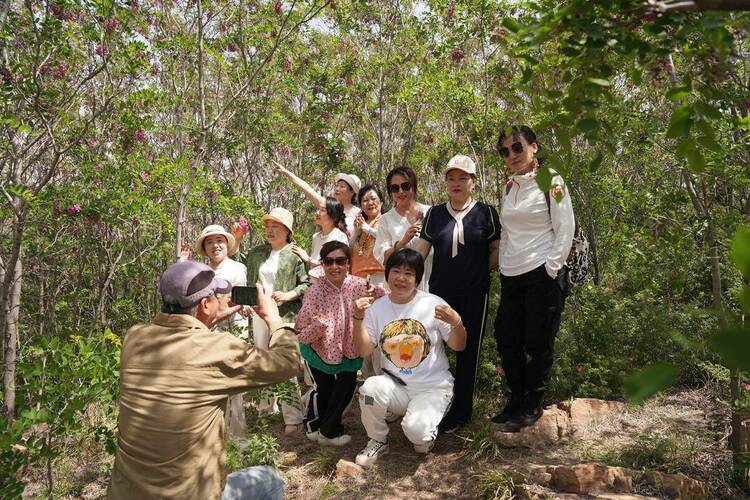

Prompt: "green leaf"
[623,363,679,404]
[666,104,694,139]
[587,77,611,87]
[709,327,750,371]
[731,227,750,279]
[697,135,721,152]
[502,18,520,33]
[686,149,705,173]
[694,102,722,120]
[665,87,691,101]
[535,164,553,192]
[576,118,599,134]
[589,152,603,172]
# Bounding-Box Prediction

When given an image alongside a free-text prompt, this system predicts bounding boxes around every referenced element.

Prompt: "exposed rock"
[492,398,626,448]
[549,463,632,494]
[335,459,364,479]
[558,398,626,434]
[493,407,570,448]
[642,470,708,499]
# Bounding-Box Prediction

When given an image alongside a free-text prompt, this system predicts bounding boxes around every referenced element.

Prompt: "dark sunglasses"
[498,142,524,158]
[322,256,349,266]
[389,181,412,193]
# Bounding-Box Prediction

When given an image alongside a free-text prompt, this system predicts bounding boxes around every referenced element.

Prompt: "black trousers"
[303,365,357,438]
[439,292,489,425]
[493,265,565,398]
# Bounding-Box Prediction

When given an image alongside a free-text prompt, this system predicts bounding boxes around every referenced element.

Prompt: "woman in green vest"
[246,207,310,433]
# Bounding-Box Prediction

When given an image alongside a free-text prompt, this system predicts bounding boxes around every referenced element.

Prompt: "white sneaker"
[413,440,435,454]
[306,430,320,442]
[355,439,389,466]
[317,433,351,447]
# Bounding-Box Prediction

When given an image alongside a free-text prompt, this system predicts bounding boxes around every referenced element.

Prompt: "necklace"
[449,198,472,212]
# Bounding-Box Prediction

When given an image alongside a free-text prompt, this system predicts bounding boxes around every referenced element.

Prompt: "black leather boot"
[490,393,522,424]
[497,391,545,432]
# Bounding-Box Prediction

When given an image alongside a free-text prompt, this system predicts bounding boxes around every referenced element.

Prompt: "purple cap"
[215,278,232,295]
[159,260,227,307]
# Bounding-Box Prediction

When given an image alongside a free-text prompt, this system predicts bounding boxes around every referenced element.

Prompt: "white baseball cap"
[444,154,476,176]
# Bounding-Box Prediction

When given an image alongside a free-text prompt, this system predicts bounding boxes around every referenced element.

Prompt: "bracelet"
[450,320,463,329]
[353,315,364,321]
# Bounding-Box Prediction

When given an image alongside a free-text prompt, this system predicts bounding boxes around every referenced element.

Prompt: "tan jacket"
[107,313,301,500]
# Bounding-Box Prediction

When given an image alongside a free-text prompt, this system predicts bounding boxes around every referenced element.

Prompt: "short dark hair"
[357,184,384,221]
[320,240,351,261]
[161,297,199,315]
[385,248,424,285]
[385,166,418,197]
[497,125,540,154]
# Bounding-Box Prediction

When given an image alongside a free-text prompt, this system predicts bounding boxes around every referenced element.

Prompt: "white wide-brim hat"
[335,173,362,193]
[195,224,237,257]
[261,207,294,234]
[444,154,476,176]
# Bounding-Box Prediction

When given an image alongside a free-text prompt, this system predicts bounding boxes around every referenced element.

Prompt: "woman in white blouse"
[292,197,349,281]
[272,160,361,234]
[373,166,433,291]
[491,125,575,433]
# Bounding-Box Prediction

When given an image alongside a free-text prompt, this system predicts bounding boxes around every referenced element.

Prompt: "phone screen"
[231,285,258,306]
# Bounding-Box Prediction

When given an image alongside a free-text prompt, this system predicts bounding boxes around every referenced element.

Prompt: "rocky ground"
[21,386,747,499]
[278,386,742,499]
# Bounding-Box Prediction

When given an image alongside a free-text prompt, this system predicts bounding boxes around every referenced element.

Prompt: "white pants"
[359,375,453,446]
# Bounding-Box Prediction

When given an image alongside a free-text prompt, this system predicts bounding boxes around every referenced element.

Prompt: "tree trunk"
[2,248,22,419]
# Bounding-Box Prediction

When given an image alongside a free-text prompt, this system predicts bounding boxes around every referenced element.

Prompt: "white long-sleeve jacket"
[499,171,575,278]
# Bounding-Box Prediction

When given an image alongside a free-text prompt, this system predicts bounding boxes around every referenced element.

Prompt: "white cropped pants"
[358,375,453,446]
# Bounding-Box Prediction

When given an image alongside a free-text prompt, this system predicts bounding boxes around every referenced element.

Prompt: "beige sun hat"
[334,173,362,193]
[261,207,294,234]
[195,224,237,257]
[444,154,477,176]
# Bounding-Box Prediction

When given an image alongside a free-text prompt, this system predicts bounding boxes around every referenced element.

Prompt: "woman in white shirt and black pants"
[492,126,575,432]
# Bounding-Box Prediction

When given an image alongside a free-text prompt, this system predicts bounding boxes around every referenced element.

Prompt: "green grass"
[311,447,339,476]
[586,433,699,474]
[473,467,520,499]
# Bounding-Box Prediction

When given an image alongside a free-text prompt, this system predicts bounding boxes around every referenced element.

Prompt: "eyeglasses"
[389,181,412,193]
[322,256,349,266]
[498,142,524,158]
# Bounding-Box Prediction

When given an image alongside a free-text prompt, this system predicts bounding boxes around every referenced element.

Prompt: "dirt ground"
[276,386,740,499]
[21,385,745,499]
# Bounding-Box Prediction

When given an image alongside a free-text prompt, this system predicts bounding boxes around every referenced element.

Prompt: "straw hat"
[195,224,237,257]
[261,207,294,234]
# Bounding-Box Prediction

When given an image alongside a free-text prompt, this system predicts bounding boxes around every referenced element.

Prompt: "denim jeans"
[221,465,284,500]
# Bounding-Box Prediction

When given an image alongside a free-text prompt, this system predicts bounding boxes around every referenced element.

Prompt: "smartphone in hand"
[231,285,258,306]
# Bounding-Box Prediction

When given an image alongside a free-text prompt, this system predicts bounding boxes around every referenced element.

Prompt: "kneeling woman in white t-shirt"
[352,248,466,466]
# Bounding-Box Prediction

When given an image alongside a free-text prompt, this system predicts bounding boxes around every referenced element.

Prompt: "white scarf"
[446,200,476,258]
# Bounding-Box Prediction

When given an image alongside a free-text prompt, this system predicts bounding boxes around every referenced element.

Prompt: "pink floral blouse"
[295,275,383,365]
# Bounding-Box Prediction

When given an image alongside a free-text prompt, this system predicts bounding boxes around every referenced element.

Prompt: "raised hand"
[179,242,191,261]
[354,296,375,317]
[291,245,311,265]
[434,304,461,328]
